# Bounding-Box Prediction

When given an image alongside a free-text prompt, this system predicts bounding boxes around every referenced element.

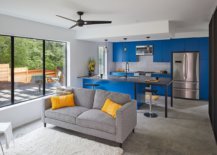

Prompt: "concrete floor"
[1,98,217,155]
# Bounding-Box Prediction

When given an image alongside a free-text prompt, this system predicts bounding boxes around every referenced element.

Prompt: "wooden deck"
[0,64,57,90]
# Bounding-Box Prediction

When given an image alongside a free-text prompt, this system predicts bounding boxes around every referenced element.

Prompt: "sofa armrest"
[41,97,52,122]
[116,100,137,143]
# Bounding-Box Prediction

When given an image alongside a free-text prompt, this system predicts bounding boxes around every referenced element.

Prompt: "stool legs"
[0,141,4,155]
[144,93,158,118]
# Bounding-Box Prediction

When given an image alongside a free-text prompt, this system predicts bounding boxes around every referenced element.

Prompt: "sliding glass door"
[0,36,11,107]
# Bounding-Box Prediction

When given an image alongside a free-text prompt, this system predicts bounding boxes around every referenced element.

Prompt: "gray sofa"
[41,88,137,146]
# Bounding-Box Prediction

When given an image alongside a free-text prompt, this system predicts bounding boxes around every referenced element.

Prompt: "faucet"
[125,62,129,78]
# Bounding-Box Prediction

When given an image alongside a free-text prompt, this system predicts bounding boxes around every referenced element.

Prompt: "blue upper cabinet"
[113,43,124,62]
[198,37,209,60]
[153,40,162,62]
[162,40,172,62]
[113,37,208,63]
[185,38,200,51]
[153,40,171,62]
[113,42,137,62]
[126,42,137,62]
[171,38,185,52]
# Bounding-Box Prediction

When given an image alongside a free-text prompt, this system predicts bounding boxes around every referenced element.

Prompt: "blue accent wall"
[112,37,209,100]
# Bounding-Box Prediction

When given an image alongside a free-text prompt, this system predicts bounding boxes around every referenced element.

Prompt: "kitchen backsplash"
[115,56,171,73]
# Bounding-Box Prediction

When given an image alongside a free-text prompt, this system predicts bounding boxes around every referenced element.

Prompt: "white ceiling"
[0,0,216,40]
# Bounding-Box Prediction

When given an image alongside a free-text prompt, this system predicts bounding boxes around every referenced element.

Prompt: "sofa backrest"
[93,89,131,109]
[73,88,95,109]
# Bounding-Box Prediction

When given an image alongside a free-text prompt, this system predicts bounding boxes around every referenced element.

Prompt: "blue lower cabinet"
[83,79,147,109]
[110,72,135,77]
[83,78,135,99]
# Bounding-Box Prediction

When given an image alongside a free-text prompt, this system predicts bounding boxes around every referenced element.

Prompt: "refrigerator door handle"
[186,54,188,80]
[184,54,187,80]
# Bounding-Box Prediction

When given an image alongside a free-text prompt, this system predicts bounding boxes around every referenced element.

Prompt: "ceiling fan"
[56,11,112,29]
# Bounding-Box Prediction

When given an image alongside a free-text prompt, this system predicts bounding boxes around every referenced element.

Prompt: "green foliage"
[0,36,11,65]
[0,36,65,71]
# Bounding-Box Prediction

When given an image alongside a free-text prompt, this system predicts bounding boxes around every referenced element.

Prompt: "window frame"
[0,34,68,108]
[98,46,108,76]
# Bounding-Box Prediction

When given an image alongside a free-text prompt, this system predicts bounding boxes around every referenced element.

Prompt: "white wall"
[0,14,98,128]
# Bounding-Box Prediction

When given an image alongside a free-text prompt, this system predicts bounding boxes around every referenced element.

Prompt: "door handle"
[183,54,186,80]
[186,54,188,80]
[184,54,187,80]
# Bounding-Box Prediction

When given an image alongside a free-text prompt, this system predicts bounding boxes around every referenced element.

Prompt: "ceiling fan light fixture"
[56,11,112,29]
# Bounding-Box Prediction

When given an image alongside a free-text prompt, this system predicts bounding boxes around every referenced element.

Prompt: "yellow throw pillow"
[51,94,75,110]
[101,99,122,118]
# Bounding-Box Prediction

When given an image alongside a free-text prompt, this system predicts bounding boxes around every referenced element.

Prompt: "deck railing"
[0,64,56,83]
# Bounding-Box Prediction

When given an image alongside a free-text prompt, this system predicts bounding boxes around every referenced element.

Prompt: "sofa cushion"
[45,106,89,124]
[108,92,131,105]
[93,90,131,109]
[93,89,111,109]
[76,109,116,134]
[74,88,95,108]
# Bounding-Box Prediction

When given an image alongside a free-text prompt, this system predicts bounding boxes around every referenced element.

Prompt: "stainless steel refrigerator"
[172,52,199,99]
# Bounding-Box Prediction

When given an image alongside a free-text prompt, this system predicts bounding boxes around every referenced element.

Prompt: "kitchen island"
[80,76,173,118]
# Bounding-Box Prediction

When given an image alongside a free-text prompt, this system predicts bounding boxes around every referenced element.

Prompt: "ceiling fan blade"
[56,15,77,22]
[69,24,78,29]
[84,21,112,25]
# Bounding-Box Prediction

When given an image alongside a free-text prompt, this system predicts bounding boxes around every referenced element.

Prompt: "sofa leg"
[132,129,135,133]
[119,143,122,148]
[44,123,46,127]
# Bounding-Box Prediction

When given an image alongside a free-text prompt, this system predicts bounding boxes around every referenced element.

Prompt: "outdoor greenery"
[0,36,65,70]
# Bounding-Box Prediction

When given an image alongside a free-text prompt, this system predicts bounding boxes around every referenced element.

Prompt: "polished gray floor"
[2,98,217,155]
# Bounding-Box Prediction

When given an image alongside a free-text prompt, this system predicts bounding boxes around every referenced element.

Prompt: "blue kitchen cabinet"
[153,40,172,62]
[171,38,185,52]
[199,38,209,60]
[110,72,135,77]
[126,42,137,62]
[200,59,209,100]
[151,73,172,96]
[113,43,124,62]
[153,41,163,62]
[162,40,172,62]
[185,38,200,51]
[113,42,137,62]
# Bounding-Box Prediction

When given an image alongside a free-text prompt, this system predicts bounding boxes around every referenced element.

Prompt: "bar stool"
[84,83,100,90]
[144,89,159,118]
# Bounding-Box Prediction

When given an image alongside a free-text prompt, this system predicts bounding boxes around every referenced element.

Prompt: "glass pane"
[45,41,66,94]
[0,36,11,107]
[14,37,43,103]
